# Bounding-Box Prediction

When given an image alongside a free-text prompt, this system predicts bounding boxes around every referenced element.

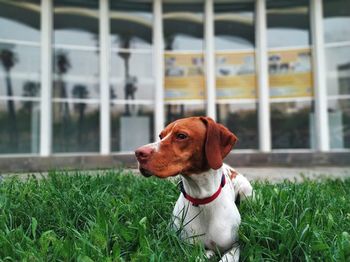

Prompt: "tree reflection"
[0,48,18,149]
[271,106,311,148]
[72,84,89,145]
[56,50,71,113]
[55,50,71,145]
[22,81,39,113]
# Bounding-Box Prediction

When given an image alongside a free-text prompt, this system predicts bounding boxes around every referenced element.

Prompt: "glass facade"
[267,0,315,149]
[163,2,206,126]
[109,1,154,152]
[0,0,40,154]
[323,0,350,149]
[215,1,258,149]
[0,0,349,156]
[52,0,100,153]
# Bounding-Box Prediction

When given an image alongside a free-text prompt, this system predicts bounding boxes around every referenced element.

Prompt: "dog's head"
[135,117,237,178]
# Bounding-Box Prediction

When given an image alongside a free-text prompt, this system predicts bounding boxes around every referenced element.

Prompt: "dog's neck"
[181,166,224,199]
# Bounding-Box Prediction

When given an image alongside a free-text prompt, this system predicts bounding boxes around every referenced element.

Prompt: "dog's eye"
[176,133,187,140]
[159,134,163,140]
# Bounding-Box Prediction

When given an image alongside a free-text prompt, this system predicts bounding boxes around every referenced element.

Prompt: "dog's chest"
[173,186,241,252]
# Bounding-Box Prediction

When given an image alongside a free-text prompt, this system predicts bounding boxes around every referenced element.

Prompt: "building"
[0,0,349,170]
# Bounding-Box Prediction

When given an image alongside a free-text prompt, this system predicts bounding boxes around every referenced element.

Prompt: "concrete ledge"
[0,152,349,173]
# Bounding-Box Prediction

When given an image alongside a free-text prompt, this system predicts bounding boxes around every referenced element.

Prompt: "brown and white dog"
[135,117,253,261]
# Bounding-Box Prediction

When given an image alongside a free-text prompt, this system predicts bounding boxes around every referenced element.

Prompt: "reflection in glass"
[271,101,314,149]
[217,103,258,149]
[268,48,313,98]
[110,1,153,49]
[164,53,205,101]
[163,3,204,51]
[110,51,153,101]
[328,99,350,149]
[53,1,99,47]
[323,0,350,43]
[0,45,40,97]
[0,100,40,154]
[110,82,154,101]
[325,46,350,96]
[267,1,310,48]
[214,2,255,50]
[0,0,40,42]
[215,52,257,99]
[111,51,152,79]
[52,49,99,99]
[111,104,154,151]
[165,104,205,126]
[53,102,99,153]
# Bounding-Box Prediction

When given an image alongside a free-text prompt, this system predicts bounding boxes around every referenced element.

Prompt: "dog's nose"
[135,146,154,162]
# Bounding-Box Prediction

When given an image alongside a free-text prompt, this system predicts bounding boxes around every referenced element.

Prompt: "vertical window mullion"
[205,0,216,120]
[100,0,111,155]
[255,0,271,152]
[40,0,53,156]
[153,0,165,140]
[310,0,330,151]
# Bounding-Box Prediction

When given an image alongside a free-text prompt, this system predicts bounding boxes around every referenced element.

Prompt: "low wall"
[0,152,349,173]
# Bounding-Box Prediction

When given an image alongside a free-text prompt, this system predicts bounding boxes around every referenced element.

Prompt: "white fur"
[172,163,252,262]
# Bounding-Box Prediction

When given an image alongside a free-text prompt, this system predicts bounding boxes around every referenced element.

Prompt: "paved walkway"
[234,167,350,182]
[0,167,349,183]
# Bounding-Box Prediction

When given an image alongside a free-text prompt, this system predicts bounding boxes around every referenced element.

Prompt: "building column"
[205,0,216,120]
[310,0,330,151]
[100,0,111,155]
[153,0,165,139]
[255,0,271,152]
[40,0,53,156]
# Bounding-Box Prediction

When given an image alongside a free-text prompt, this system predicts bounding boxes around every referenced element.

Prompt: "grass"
[0,170,349,261]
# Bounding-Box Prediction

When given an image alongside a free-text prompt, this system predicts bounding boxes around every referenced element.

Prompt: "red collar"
[179,174,226,206]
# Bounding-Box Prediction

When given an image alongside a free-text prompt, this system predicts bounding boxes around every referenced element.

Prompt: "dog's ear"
[200,117,238,170]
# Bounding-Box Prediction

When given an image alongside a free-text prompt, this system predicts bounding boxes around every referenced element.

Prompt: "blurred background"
[0,0,349,164]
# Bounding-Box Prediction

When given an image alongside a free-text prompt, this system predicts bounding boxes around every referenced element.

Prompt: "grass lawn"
[0,170,349,261]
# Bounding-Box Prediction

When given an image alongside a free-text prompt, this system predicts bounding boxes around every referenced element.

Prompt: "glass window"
[0,45,40,97]
[323,0,350,149]
[163,3,204,51]
[53,0,100,153]
[325,46,350,96]
[110,51,153,100]
[323,0,350,44]
[165,104,205,126]
[0,0,40,42]
[0,0,40,155]
[110,1,153,49]
[110,1,154,152]
[111,104,154,152]
[163,1,205,125]
[53,0,99,47]
[0,100,40,154]
[215,1,258,149]
[267,0,310,48]
[328,99,350,149]
[217,103,258,149]
[53,102,99,153]
[215,2,255,51]
[267,0,314,149]
[52,49,99,99]
[271,101,314,149]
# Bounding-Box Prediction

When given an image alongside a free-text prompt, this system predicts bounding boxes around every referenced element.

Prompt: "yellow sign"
[164,48,313,101]
[164,53,205,100]
[269,48,313,98]
[216,51,257,99]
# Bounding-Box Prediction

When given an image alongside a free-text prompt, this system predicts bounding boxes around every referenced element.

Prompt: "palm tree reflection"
[0,48,18,150]
[72,84,89,145]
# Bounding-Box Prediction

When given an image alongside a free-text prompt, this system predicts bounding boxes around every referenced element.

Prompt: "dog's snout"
[135,146,154,162]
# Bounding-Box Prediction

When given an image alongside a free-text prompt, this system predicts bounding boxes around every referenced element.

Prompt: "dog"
[135,117,253,261]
